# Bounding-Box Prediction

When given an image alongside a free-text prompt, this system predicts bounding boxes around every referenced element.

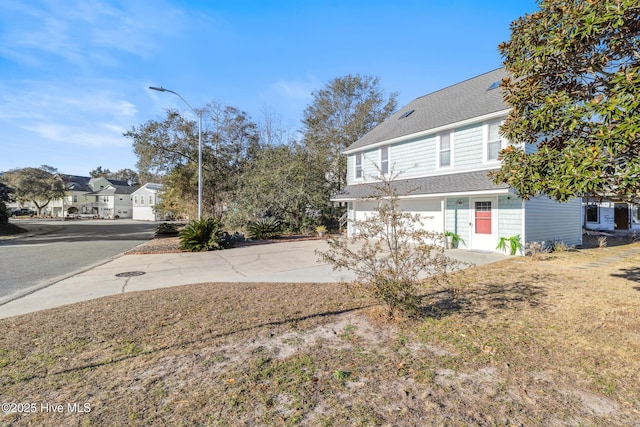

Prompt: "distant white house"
[132,183,164,221]
[93,184,136,219]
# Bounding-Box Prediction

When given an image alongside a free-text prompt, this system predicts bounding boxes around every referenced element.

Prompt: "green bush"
[156,222,179,236]
[246,217,282,240]
[179,218,225,252]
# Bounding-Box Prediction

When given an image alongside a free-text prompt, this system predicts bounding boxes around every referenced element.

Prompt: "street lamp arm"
[149,86,200,118]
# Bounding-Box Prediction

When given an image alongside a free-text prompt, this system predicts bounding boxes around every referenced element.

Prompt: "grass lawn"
[1,241,639,426]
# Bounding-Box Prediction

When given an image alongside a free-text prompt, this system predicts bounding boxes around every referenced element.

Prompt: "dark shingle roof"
[94,185,137,195]
[58,174,92,192]
[346,68,509,152]
[332,170,509,201]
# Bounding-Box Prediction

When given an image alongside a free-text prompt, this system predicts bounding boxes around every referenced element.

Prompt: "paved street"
[0,219,157,303]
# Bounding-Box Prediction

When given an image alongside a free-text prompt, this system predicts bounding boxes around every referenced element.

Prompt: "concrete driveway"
[0,239,506,319]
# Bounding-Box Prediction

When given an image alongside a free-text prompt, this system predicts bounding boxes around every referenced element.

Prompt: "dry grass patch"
[1,244,640,426]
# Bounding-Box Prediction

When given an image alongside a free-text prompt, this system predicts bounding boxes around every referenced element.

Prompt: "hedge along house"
[332,68,583,254]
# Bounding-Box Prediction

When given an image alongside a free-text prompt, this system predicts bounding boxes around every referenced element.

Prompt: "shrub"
[219,231,246,249]
[246,217,282,240]
[179,218,225,252]
[525,241,551,261]
[318,176,466,317]
[156,222,179,236]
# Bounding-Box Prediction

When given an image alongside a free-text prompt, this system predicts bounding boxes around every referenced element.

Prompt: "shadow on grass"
[418,278,547,319]
[10,304,372,385]
[611,267,640,283]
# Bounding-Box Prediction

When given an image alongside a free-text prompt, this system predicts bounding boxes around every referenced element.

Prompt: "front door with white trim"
[471,199,496,251]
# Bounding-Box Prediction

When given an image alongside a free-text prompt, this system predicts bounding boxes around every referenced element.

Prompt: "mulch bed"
[125,233,329,255]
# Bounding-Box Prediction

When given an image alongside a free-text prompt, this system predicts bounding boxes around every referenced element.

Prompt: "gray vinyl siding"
[497,195,523,239]
[389,135,436,178]
[524,197,582,246]
[452,125,484,170]
[445,197,470,248]
[346,120,497,184]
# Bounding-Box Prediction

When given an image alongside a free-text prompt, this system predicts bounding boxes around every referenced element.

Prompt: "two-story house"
[92,184,136,219]
[332,68,583,253]
[132,183,165,221]
[50,175,136,218]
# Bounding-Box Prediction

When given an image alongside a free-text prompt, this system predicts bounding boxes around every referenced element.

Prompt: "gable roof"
[346,68,509,152]
[57,174,92,192]
[332,170,509,201]
[131,183,164,196]
[94,184,137,196]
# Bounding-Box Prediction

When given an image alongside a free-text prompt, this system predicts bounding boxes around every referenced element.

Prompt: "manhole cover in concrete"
[115,271,146,278]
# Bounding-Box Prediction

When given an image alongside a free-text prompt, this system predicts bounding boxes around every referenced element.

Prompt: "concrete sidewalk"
[0,239,506,319]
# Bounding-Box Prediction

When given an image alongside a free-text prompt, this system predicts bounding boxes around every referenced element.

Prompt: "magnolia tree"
[494,0,640,202]
[318,177,466,316]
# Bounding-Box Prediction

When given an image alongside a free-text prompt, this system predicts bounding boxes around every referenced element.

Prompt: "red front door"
[475,201,492,234]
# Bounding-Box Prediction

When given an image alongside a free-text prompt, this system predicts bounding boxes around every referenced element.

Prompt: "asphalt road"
[0,219,157,303]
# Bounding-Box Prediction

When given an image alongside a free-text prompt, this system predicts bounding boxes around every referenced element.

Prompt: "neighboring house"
[50,175,94,217]
[93,185,136,219]
[332,68,582,254]
[583,199,640,232]
[132,183,165,221]
[49,175,138,218]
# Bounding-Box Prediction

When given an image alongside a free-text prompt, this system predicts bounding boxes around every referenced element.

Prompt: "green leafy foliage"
[233,144,327,232]
[0,165,65,215]
[496,235,523,255]
[301,74,398,194]
[246,217,282,240]
[494,0,640,202]
[0,182,12,225]
[179,218,225,252]
[125,103,260,219]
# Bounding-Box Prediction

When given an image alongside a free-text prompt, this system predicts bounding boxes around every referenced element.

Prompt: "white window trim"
[483,119,506,164]
[586,203,599,223]
[436,131,454,169]
[379,146,389,176]
[354,153,363,180]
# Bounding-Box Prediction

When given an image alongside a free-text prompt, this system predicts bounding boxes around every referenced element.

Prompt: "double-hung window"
[355,153,363,179]
[438,132,452,168]
[380,147,389,175]
[486,120,504,162]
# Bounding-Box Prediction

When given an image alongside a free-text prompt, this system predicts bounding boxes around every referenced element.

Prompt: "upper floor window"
[380,147,389,175]
[438,132,452,168]
[355,153,363,179]
[486,120,504,162]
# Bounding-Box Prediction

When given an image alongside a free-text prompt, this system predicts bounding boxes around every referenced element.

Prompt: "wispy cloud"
[0,0,185,69]
[269,78,319,100]
[0,81,138,148]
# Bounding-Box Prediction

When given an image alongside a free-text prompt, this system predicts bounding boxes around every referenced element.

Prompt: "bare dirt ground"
[1,237,639,426]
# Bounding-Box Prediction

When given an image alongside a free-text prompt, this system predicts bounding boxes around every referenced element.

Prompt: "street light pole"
[149,86,203,220]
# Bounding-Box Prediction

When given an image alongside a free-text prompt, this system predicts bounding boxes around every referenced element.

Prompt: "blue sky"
[0,0,538,177]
